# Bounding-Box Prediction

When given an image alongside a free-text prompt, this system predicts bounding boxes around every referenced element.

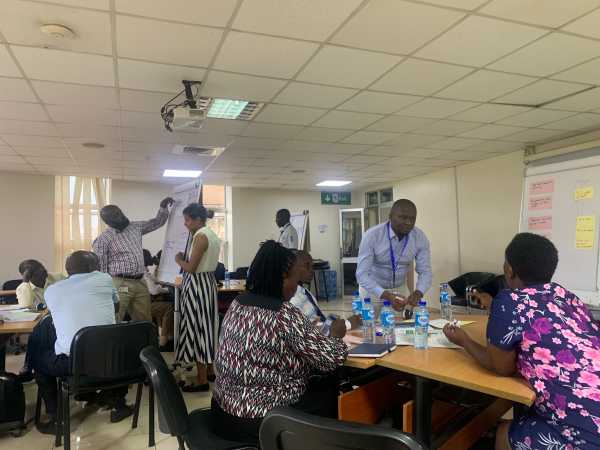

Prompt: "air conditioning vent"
[172,145,225,157]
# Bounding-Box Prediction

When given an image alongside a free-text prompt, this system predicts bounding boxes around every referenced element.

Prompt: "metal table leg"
[414,376,433,448]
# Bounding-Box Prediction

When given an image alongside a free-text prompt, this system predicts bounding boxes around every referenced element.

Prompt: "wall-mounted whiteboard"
[156,179,202,284]
[520,150,600,305]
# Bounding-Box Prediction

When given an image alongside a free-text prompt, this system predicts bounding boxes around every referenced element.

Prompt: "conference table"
[346,314,535,448]
[0,306,42,372]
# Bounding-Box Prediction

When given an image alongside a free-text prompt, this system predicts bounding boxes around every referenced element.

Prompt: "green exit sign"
[321,191,351,205]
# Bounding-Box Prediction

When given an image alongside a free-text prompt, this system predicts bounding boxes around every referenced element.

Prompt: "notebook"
[347,343,395,358]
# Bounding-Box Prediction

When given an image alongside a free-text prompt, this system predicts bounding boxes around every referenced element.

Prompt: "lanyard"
[387,222,409,286]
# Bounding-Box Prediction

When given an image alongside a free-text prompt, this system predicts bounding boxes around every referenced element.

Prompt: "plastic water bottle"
[440,283,452,321]
[380,300,395,347]
[352,291,362,316]
[414,300,429,350]
[362,298,375,342]
[224,271,231,288]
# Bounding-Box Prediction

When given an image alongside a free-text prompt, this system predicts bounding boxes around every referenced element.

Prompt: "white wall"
[231,188,347,280]
[0,172,54,283]
[111,180,173,256]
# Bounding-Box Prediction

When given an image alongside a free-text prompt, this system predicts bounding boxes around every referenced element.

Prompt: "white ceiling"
[2,0,600,189]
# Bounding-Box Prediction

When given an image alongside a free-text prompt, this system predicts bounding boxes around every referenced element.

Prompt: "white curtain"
[54,176,111,272]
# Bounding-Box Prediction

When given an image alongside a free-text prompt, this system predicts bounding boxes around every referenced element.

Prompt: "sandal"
[181,383,210,392]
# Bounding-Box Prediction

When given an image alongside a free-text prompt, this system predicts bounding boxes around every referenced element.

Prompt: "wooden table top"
[346,315,536,406]
[0,309,41,335]
[219,280,246,293]
[0,290,17,297]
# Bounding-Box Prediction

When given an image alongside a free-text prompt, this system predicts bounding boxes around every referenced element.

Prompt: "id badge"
[118,286,129,294]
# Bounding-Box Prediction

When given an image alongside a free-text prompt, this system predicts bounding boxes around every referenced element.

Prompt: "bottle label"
[416,313,429,326]
[362,309,374,321]
[381,312,395,327]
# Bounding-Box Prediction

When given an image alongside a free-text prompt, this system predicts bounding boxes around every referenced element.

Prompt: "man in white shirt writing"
[276,209,299,249]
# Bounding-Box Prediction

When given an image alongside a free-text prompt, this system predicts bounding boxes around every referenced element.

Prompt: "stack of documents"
[0,310,41,322]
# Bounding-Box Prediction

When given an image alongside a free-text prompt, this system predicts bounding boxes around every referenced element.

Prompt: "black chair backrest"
[231,267,249,280]
[448,272,497,298]
[1,279,21,304]
[70,321,157,385]
[139,346,190,437]
[260,408,426,450]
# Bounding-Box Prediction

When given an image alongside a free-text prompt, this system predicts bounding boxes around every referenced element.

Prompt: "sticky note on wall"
[576,215,595,249]
[575,186,594,201]
[528,216,552,231]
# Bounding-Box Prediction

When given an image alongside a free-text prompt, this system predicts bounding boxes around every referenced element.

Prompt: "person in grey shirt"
[356,199,432,315]
[276,208,299,249]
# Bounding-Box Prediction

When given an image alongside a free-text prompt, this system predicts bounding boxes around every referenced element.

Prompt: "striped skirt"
[175,271,218,365]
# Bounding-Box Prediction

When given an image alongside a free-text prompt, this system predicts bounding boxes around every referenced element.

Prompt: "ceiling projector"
[160,80,205,132]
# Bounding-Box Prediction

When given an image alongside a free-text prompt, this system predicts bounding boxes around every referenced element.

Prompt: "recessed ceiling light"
[207,99,249,119]
[40,24,76,39]
[82,142,105,149]
[316,180,352,187]
[163,169,202,178]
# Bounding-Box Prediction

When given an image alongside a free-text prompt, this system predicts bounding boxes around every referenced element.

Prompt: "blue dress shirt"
[356,221,432,300]
[45,271,117,356]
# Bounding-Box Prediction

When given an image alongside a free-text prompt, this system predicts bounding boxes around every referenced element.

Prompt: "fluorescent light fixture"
[163,169,202,178]
[207,98,249,119]
[316,180,352,187]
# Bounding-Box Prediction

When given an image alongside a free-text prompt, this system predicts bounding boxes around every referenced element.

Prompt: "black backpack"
[0,372,25,433]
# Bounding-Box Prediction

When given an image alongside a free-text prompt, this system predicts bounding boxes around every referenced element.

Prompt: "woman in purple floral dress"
[444,233,600,450]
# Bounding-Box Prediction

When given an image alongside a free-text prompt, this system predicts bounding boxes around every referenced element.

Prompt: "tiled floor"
[0,353,211,450]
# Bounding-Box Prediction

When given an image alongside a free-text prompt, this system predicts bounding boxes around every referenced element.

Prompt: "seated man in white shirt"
[34,251,131,434]
[16,260,65,309]
[290,251,361,332]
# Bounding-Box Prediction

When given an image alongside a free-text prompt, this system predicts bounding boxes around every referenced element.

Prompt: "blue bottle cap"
[419,299,426,306]
[364,297,371,303]
[383,300,391,307]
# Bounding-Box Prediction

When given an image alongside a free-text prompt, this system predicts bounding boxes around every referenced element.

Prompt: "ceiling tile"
[403,148,450,159]
[312,110,382,130]
[445,149,498,161]
[481,0,600,27]
[450,103,531,122]
[64,136,120,151]
[12,146,69,157]
[490,33,600,77]
[553,57,600,85]
[366,146,406,157]
[0,120,59,136]
[214,31,318,79]
[371,58,471,96]
[120,111,163,129]
[293,127,354,142]
[459,124,527,139]
[242,123,303,139]
[117,16,222,67]
[254,104,324,125]
[115,0,238,27]
[416,16,545,67]
[274,83,356,109]
[118,59,205,92]
[0,0,112,54]
[423,0,495,9]
[2,134,63,147]
[437,70,535,102]
[413,119,481,136]
[397,98,477,118]
[344,154,390,164]
[44,0,109,9]
[0,154,28,164]
[57,124,120,139]
[463,140,523,153]
[541,112,600,131]
[228,136,284,150]
[202,71,287,102]
[234,0,362,41]
[0,101,48,121]
[297,45,401,89]
[13,47,114,86]
[342,131,399,145]
[426,136,484,150]
[47,105,119,126]
[120,126,178,143]
[196,118,247,135]
[368,115,436,133]
[0,77,36,102]
[385,133,444,147]
[0,46,21,77]
[331,0,464,54]
[546,86,600,111]
[561,7,600,39]
[119,90,172,113]
[33,81,118,109]
[339,91,422,114]
[496,80,589,106]
[498,109,577,127]
[500,128,567,143]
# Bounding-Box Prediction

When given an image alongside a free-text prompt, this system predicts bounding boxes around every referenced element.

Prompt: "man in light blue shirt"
[356,199,432,313]
[33,251,132,435]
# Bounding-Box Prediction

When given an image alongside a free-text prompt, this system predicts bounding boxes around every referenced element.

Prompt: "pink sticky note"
[528,216,552,230]
[528,196,553,211]
[529,179,554,195]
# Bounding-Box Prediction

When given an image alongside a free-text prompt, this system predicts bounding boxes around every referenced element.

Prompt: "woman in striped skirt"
[174,203,221,392]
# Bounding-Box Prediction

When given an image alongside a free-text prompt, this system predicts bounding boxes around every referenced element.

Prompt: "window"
[54,176,111,271]
[201,185,231,267]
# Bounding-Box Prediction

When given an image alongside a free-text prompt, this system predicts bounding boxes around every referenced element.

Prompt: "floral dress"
[487,283,600,450]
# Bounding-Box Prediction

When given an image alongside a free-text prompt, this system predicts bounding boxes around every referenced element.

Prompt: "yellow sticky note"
[576,215,595,249]
[575,186,594,201]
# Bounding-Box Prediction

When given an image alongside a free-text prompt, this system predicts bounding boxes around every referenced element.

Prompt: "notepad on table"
[347,343,394,358]
[428,319,475,329]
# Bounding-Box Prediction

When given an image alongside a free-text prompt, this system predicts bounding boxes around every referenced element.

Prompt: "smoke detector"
[40,24,76,39]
